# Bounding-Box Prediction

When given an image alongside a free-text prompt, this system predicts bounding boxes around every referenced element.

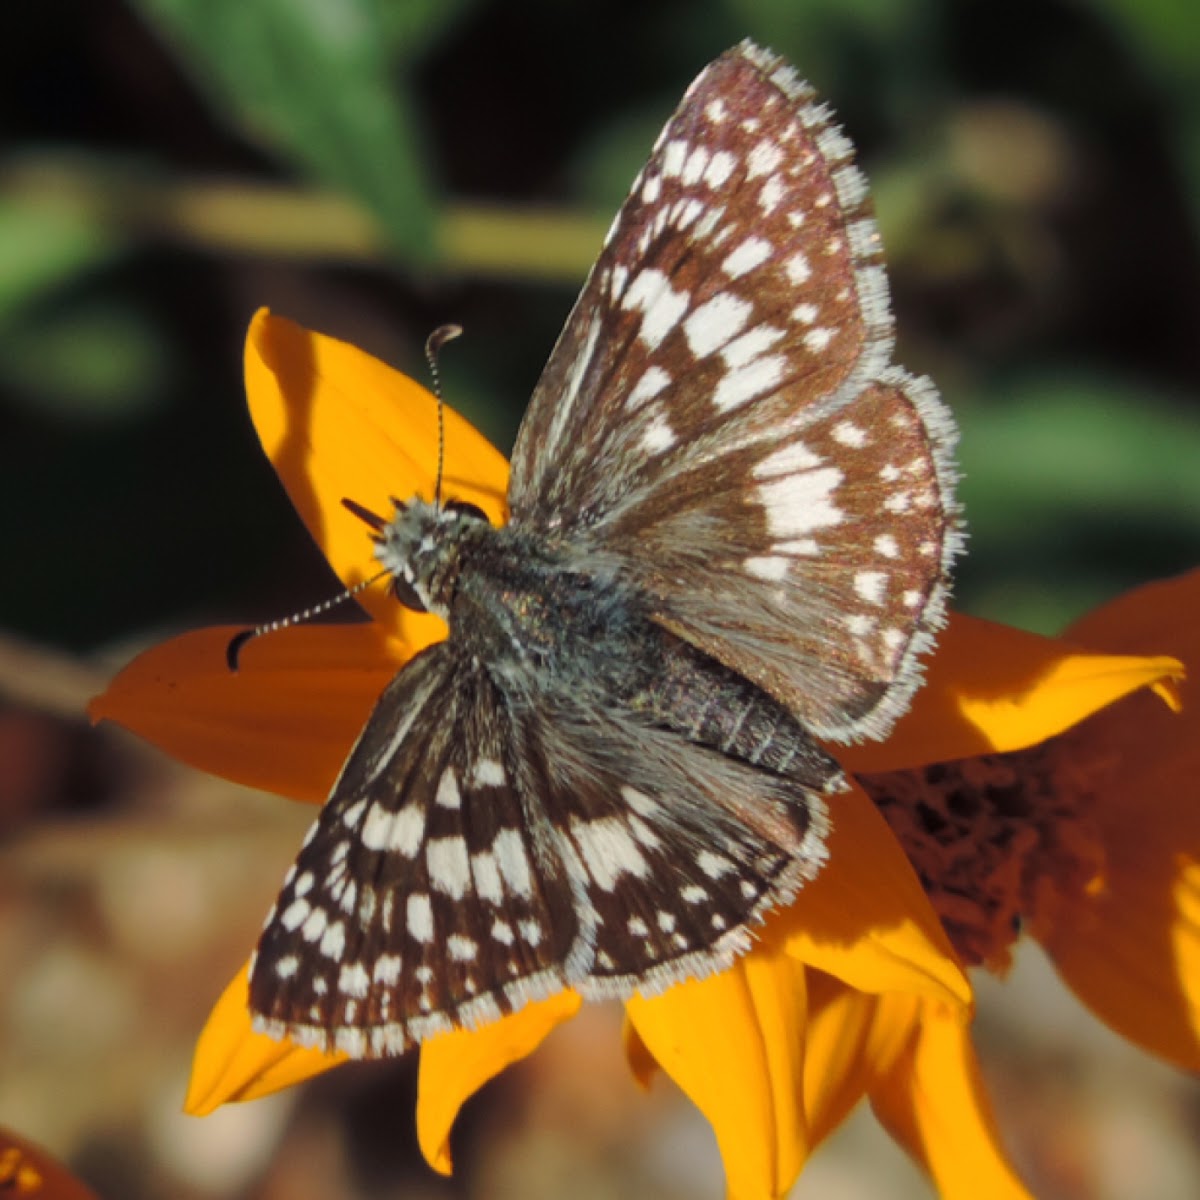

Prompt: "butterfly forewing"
[508,40,958,743]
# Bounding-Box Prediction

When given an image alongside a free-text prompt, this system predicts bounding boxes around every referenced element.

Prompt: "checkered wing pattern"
[247,38,961,1061]
[249,641,828,1057]
[508,41,959,743]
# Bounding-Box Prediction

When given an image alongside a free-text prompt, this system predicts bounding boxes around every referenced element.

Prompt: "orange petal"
[1032,570,1200,1067]
[1041,840,1200,1069]
[1063,566,1200,664]
[842,611,1183,774]
[244,309,510,641]
[416,992,582,1175]
[870,1003,1033,1199]
[626,953,809,1200]
[185,963,346,1113]
[89,624,401,802]
[802,974,922,1147]
[778,782,971,1011]
[0,1127,100,1200]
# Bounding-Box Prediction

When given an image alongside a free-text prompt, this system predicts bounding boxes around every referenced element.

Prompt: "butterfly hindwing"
[250,639,836,1054]
[250,643,585,1056]
[597,371,959,743]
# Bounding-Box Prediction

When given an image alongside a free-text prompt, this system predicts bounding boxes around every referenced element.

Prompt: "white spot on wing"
[720,325,784,369]
[698,851,734,878]
[757,468,845,536]
[832,421,867,448]
[448,934,478,962]
[339,962,370,998]
[571,817,650,890]
[785,253,812,284]
[640,410,676,454]
[684,293,752,358]
[628,365,671,408]
[705,149,735,187]
[406,893,434,942]
[319,920,346,960]
[373,954,402,985]
[436,768,461,809]
[722,236,772,278]
[280,898,310,931]
[621,786,660,817]
[301,908,327,942]
[758,175,785,212]
[754,441,821,477]
[746,140,784,178]
[803,327,834,352]
[661,139,687,177]
[492,829,534,899]
[361,802,425,855]
[855,571,887,606]
[426,836,472,899]
[621,268,689,351]
[471,851,503,905]
[470,758,506,788]
[745,555,791,581]
[682,145,711,185]
[712,355,785,412]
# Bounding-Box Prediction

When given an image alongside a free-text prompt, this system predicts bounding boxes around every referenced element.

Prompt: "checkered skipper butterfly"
[249,40,960,1056]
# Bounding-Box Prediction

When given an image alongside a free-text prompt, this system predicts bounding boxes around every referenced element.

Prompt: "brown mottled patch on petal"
[860,744,1105,971]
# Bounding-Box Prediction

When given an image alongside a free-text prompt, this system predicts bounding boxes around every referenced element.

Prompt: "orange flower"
[830,569,1196,1196]
[90,312,1183,1199]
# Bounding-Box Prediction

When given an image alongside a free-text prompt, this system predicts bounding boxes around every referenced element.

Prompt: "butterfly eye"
[390,574,428,613]
[443,498,488,523]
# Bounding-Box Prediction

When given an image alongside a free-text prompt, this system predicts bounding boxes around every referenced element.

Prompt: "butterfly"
[247,39,960,1057]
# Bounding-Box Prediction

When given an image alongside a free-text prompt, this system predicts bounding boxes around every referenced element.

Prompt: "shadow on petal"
[777,783,971,1011]
[870,1003,1034,1199]
[245,310,509,640]
[803,974,921,1148]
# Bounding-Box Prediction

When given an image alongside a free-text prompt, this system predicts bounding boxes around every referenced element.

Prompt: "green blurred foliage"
[0,0,1197,652]
[133,0,454,260]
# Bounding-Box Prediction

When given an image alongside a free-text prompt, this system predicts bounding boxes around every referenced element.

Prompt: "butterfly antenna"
[425,324,462,510]
[226,566,390,672]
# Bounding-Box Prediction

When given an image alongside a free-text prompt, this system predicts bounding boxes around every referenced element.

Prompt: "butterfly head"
[372,495,489,619]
